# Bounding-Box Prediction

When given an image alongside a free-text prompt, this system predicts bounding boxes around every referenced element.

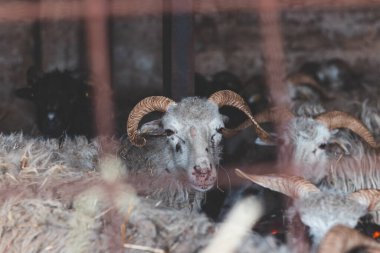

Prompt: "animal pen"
[2,0,380,252]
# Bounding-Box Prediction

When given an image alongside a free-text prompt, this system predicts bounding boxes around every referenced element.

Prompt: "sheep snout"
[190,163,217,192]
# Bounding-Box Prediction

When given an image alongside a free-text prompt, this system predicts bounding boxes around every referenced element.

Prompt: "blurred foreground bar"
[84,0,115,150]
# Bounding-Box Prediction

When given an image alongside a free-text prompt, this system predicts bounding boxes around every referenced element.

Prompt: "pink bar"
[84,0,115,148]
[258,0,287,107]
[0,0,378,22]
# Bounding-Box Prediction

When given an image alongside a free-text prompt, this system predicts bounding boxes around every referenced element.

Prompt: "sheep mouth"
[189,176,216,192]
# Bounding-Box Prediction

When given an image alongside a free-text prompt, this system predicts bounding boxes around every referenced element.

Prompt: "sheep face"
[280,118,331,182]
[160,98,224,192]
[126,90,269,206]
[295,192,367,243]
[34,78,82,137]
[16,70,92,138]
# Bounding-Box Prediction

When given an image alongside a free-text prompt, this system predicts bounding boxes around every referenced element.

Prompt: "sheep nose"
[194,159,211,174]
[47,112,56,121]
[193,165,211,175]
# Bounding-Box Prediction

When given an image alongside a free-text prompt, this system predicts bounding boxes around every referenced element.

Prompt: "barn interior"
[1,0,380,252]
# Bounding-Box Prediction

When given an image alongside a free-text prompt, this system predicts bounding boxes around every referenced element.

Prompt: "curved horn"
[220,120,252,138]
[315,111,379,148]
[208,90,271,141]
[127,96,176,147]
[286,73,333,100]
[254,107,295,124]
[235,169,320,199]
[318,225,380,253]
[349,189,380,212]
[222,107,295,138]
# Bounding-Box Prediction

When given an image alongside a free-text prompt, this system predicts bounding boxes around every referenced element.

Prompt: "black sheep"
[15,67,94,139]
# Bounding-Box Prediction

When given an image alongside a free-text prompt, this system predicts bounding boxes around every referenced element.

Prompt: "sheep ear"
[138,119,165,136]
[14,87,35,100]
[326,139,351,156]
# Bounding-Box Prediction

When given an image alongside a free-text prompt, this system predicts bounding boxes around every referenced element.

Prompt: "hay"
[0,133,290,253]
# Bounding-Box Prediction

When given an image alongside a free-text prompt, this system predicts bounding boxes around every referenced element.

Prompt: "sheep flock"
[4,59,380,253]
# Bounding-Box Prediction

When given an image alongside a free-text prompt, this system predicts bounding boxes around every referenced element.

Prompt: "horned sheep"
[118,90,271,212]
[233,108,380,223]
[236,170,380,249]
[250,108,378,184]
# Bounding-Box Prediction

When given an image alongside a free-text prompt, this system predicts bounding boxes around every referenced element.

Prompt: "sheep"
[229,108,380,226]
[251,107,380,227]
[15,67,94,140]
[118,90,271,212]
[245,108,377,182]
[235,169,380,248]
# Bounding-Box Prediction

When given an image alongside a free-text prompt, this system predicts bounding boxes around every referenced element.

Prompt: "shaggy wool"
[0,133,291,253]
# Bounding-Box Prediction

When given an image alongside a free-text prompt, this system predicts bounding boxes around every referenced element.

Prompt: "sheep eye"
[165,129,175,136]
[216,127,224,134]
[319,143,327,149]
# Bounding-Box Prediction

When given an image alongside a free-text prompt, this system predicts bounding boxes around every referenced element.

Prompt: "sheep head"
[282,117,333,181]
[251,108,378,182]
[15,68,92,138]
[126,90,270,192]
[235,169,380,244]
